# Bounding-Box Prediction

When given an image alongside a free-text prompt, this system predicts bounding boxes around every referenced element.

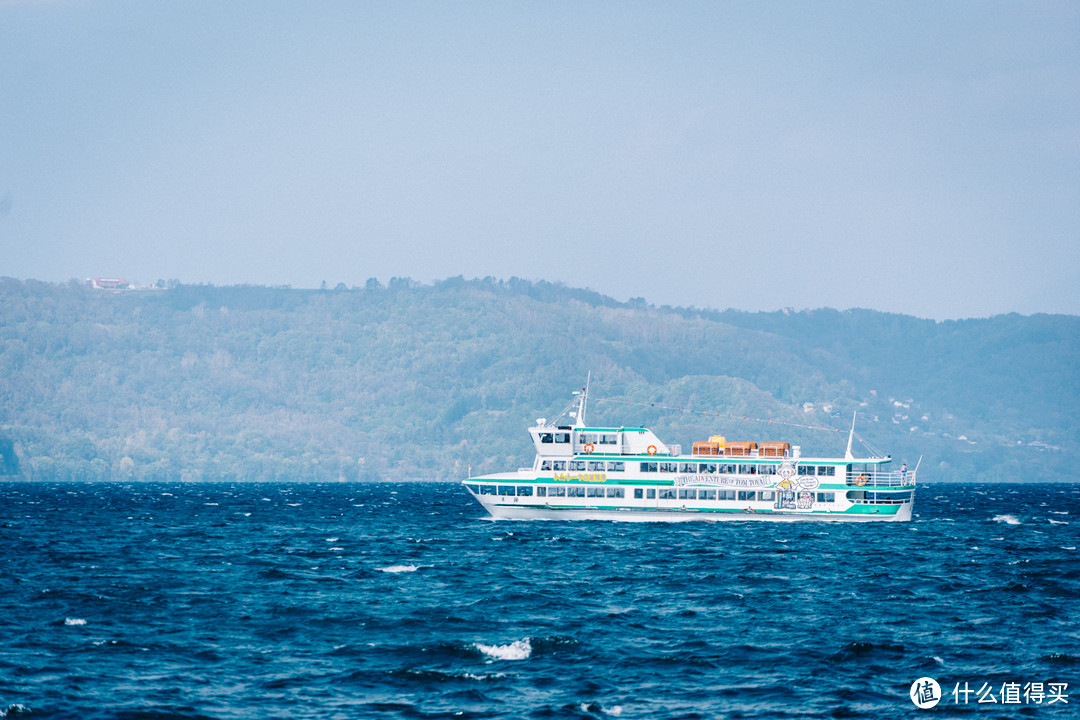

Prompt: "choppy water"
[1,482,1077,719]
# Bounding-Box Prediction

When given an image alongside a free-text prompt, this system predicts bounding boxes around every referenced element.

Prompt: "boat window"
[816,492,835,502]
[659,489,676,499]
[647,489,656,499]
[846,490,865,500]
[659,462,677,473]
[536,487,546,497]
[679,463,698,473]
[678,489,695,499]
[554,433,570,444]
[607,461,625,472]
[634,488,643,499]
[700,489,716,500]
[738,464,756,475]
[758,491,775,501]
[580,433,597,445]
[737,490,755,501]
[700,463,716,474]
[587,461,604,471]
[639,462,658,473]
[550,486,566,497]
[606,488,624,498]
[819,466,836,476]
[566,486,585,497]
[541,460,553,471]
[718,490,736,500]
[480,485,496,495]
[586,487,605,498]
[718,464,736,474]
[758,465,777,475]
[498,485,516,495]
[798,465,816,476]
[552,461,566,471]
[600,433,617,445]
[540,433,553,444]
[517,486,533,496]
[465,484,479,494]
[569,460,586,471]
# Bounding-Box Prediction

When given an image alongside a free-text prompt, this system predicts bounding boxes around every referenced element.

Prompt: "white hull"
[477,498,913,523]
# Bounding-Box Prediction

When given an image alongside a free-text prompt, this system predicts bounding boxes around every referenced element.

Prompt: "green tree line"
[1,277,1076,482]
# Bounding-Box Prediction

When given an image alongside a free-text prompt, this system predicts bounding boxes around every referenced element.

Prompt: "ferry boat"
[463,384,917,522]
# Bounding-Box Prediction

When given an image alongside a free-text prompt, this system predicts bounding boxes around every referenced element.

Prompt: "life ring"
[647,445,658,455]
[856,475,867,486]
[583,443,595,454]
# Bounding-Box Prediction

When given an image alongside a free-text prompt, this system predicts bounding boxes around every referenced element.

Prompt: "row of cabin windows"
[639,462,838,476]
[541,460,625,472]
[483,484,626,498]
[539,432,620,445]
[472,485,837,504]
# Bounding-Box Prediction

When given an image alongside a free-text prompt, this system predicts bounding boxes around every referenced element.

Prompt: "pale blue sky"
[1,1,1077,319]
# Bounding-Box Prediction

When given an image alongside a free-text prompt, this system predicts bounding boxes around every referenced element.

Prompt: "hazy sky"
[1,1,1077,319]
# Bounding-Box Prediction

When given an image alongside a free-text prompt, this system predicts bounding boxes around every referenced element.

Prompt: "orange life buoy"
[583,443,595,454]
[856,475,867,486]
[647,445,657,455]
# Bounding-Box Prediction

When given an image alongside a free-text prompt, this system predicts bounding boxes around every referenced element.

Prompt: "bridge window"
[554,433,570,444]
[480,485,496,495]
[541,460,553,471]
[552,461,566,471]
[540,433,553,444]
[498,485,515,495]
[516,486,533,496]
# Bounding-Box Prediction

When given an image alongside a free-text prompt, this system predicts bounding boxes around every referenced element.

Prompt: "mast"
[845,411,856,461]
[573,372,590,428]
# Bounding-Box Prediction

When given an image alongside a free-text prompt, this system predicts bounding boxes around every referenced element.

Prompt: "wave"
[379,564,424,573]
[992,514,1021,524]
[64,618,87,626]
[474,637,531,661]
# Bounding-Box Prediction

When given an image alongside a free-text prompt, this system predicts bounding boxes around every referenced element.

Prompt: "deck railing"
[846,470,916,488]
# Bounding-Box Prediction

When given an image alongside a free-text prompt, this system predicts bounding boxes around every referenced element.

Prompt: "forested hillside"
[1,277,1076,482]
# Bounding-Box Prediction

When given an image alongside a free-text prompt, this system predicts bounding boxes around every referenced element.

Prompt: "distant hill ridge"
[1,276,1076,482]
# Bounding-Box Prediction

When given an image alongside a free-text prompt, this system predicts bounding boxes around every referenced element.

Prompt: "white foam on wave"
[475,637,532,661]
[993,514,1021,525]
[379,564,422,573]
[1048,519,1069,525]
[64,618,87,626]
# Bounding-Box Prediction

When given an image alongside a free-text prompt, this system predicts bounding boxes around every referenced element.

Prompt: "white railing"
[846,470,916,488]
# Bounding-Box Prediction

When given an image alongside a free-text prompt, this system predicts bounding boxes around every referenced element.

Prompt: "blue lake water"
[0,482,1077,719]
